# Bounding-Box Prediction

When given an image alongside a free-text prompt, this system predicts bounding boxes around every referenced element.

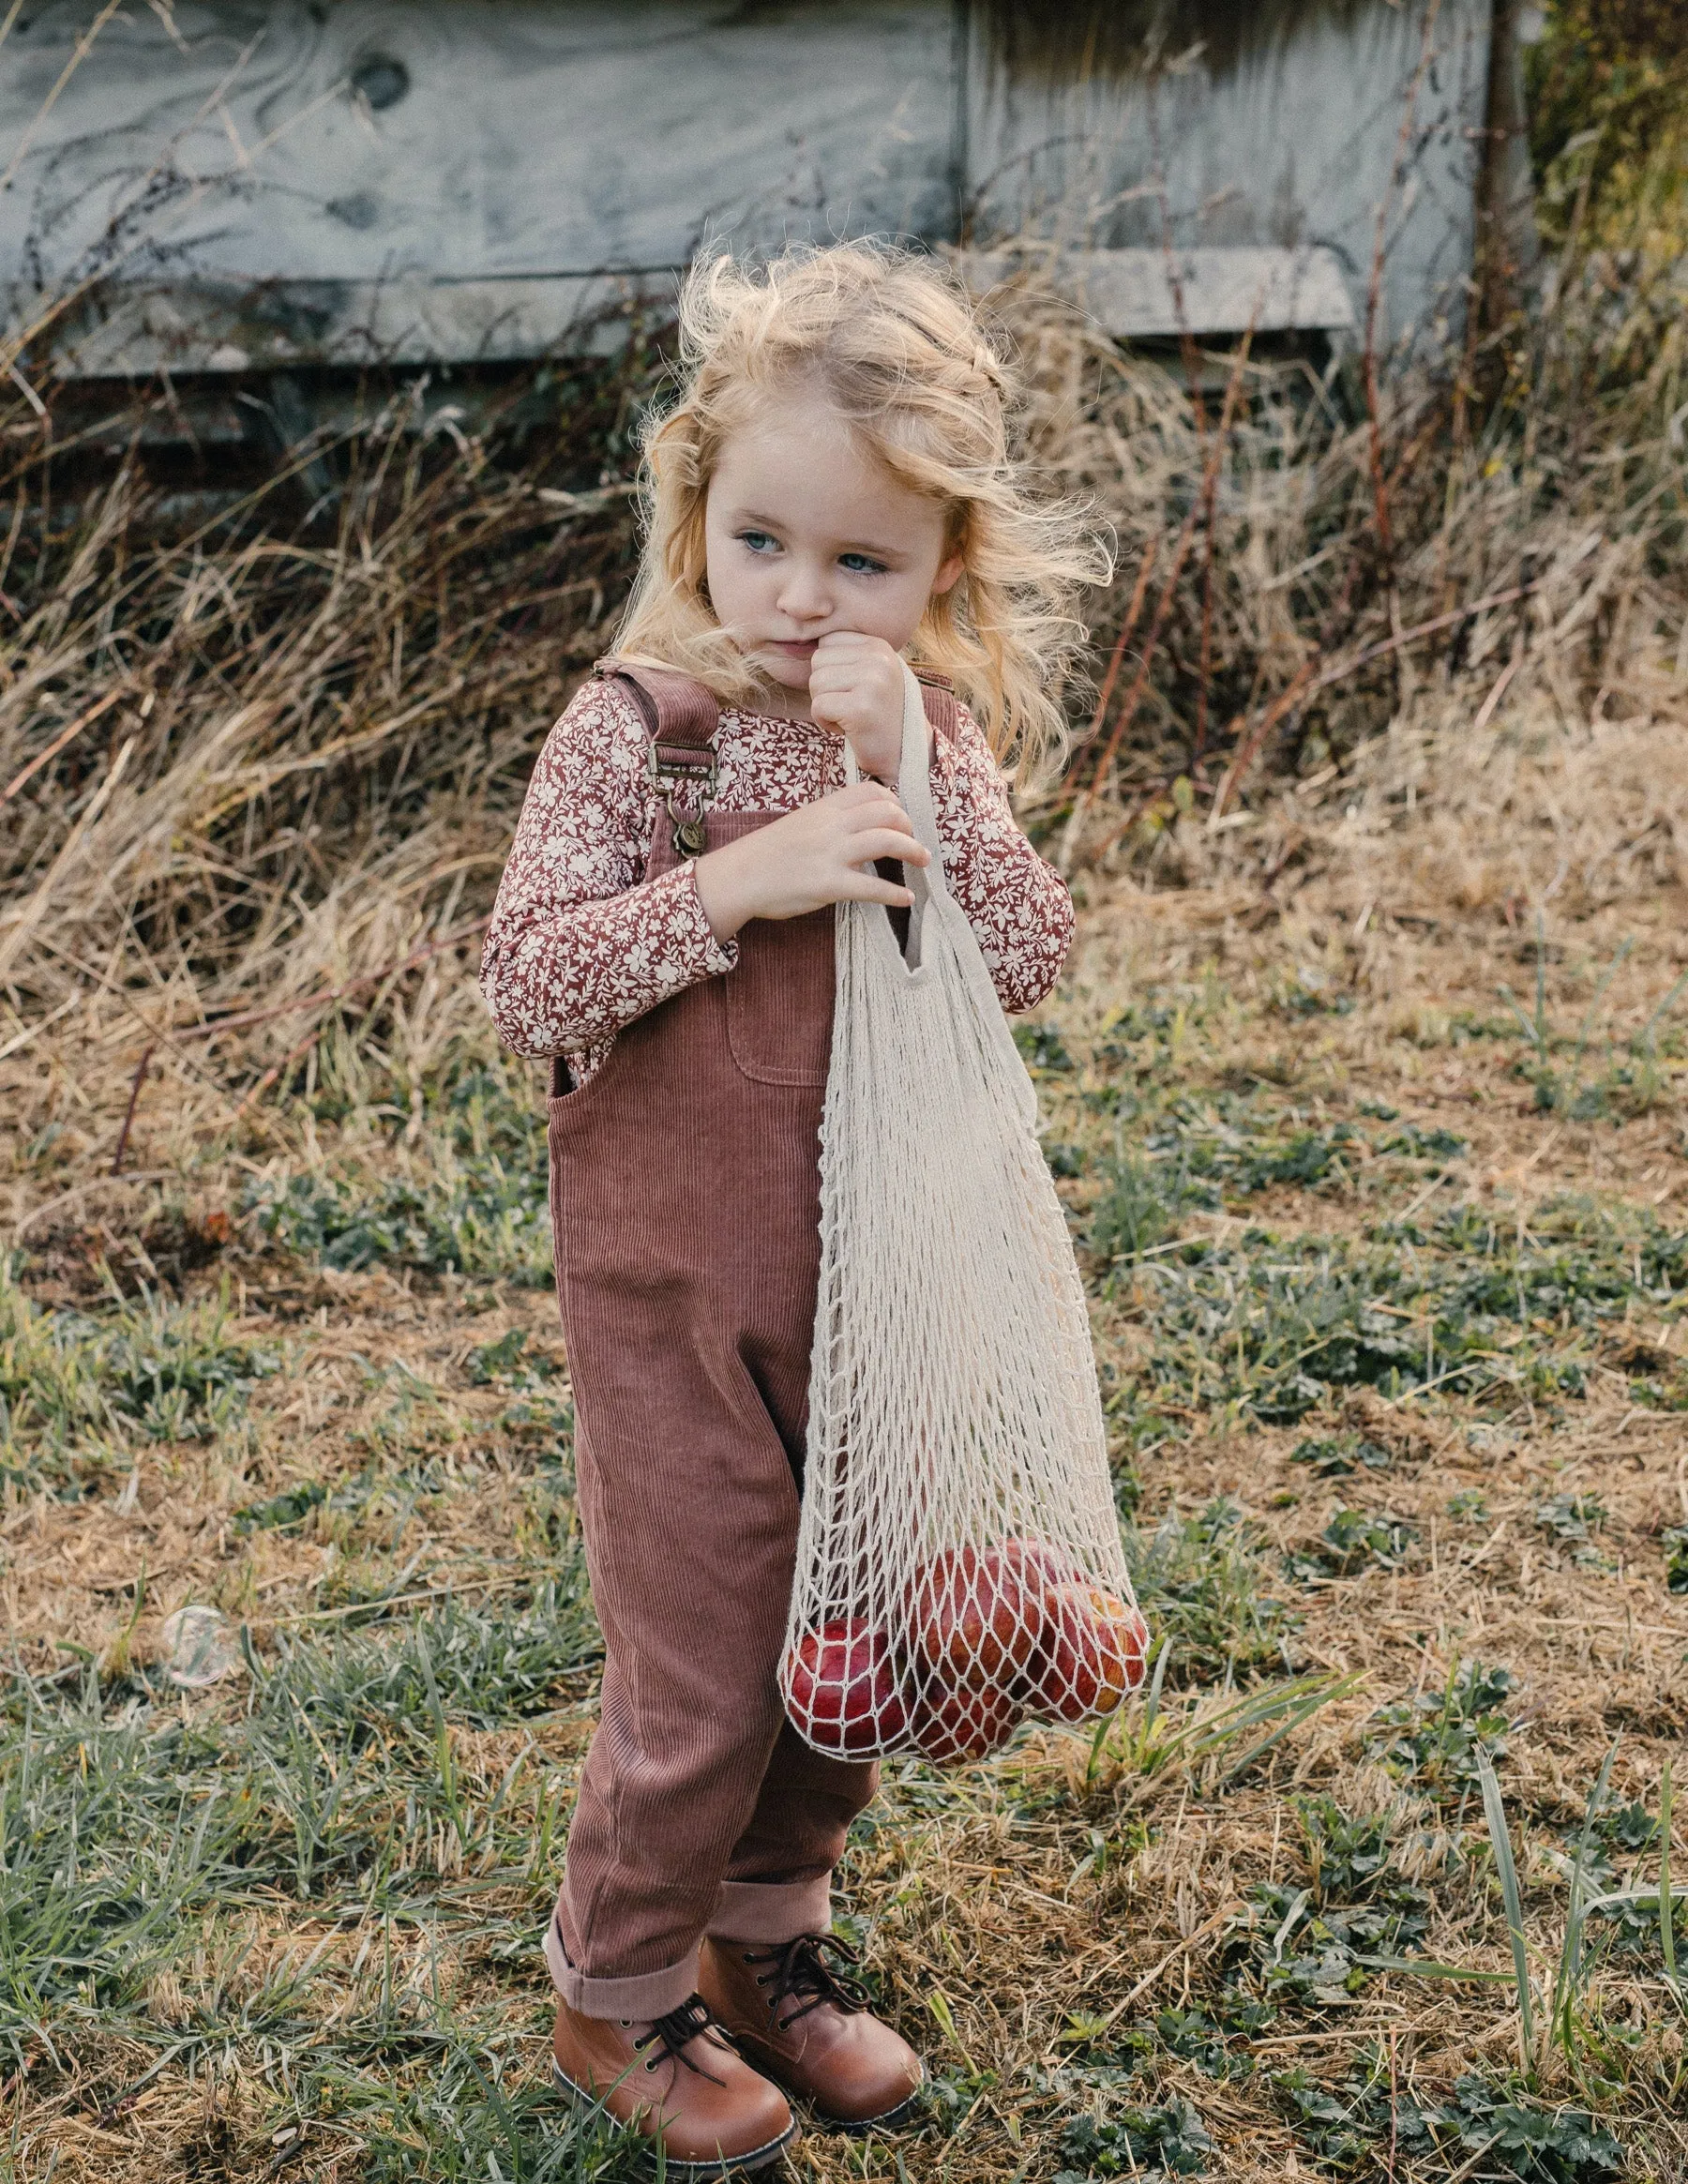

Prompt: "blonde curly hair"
[612,241,1109,783]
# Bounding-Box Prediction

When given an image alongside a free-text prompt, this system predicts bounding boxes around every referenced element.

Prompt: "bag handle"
[894,663,944,873]
[842,664,948,893]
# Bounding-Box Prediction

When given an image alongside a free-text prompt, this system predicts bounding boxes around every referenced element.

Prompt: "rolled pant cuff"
[708,1875,833,1943]
[544,1916,700,2022]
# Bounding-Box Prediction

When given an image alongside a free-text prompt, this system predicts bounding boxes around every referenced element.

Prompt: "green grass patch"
[1287,1508,1418,1583]
[1220,1800,1432,2010]
[1113,1194,1686,1428]
[1,1260,280,1492]
[1055,2098,1213,2179]
[1138,1104,1364,1203]
[234,1477,330,1533]
[1365,1661,1515,1802]
[1276,2047,1625,2181]
[1126,1499,1299,1685]
[248,1059,552,1286]
[1535,1493,1614,1572]
[0,1580,602,2170]
[1290,1432,1394,1478]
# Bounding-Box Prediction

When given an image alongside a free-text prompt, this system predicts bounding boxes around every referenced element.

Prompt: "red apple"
[1030,1585,1147,1724]
[1006,1537,1087,1589]
[998,1539,1092,1698]
[910,1680,1022,1765]
[910,1544,1042,1691]
[785,1620,908,1754]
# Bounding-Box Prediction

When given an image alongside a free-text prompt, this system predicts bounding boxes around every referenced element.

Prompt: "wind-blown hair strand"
[613,241,1110,783]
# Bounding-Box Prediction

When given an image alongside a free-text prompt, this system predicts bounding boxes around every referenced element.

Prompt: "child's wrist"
[693,843,754,942]
[851,714,927,783]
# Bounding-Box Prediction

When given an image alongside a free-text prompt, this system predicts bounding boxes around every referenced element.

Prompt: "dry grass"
[4,795,1687,2180]
[6,95,1688,2184]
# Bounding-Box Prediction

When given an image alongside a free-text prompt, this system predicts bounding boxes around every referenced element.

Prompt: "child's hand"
[693,782,929,943]
[808,632,928,782]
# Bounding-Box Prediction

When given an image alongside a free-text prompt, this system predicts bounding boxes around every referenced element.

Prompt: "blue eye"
[739,530,779,553]
[839,552,887,575]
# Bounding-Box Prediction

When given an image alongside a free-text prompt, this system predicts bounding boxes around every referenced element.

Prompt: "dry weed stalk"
[0,372,645,1152]
[1,147,1685,1176]
[1002,217,1687,885]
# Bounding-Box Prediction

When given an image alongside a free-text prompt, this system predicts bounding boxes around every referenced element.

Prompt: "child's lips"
[764,639,820,660]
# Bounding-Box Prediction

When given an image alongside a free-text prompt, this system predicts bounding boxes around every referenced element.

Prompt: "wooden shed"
[2,1,1528,380]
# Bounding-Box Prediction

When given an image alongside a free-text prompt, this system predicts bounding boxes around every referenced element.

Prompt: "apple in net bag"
[781,665,1149,1764]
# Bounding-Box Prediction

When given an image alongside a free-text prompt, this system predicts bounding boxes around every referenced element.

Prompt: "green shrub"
[1056,2100,1212,2179]
[1277,2051,1624,2180]
[1366,1661,1515,1799]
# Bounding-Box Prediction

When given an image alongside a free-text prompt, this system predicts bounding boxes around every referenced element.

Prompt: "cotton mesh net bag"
[780,666,1149,1765]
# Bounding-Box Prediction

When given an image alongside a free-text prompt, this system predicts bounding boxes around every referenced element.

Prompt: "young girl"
[481,242,1105,2174]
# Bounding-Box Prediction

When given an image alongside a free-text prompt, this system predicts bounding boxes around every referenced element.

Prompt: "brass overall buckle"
[646,740,719,859]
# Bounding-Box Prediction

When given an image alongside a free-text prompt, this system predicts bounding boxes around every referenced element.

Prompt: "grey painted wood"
[11,273,667,375]
[966,0,1492,355]
[28,245,1359,381]
[1,1,1489,376]
[971,246,1357,339]
[3,0,957,371]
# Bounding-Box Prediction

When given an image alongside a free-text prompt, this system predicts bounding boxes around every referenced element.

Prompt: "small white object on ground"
[160,1604,236,1688]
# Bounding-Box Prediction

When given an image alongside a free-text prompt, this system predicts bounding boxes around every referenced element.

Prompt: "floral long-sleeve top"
[480,674,1074,1082]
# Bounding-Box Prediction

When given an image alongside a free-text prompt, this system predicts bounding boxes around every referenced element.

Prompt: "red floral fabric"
[481,676,1073,1081]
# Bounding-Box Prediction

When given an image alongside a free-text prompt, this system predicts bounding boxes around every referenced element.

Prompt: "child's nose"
[776,559,833,622]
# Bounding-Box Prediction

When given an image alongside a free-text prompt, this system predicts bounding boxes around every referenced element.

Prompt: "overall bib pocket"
[725,909,836,1087]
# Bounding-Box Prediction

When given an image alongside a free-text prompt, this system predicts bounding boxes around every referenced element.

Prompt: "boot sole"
[732,2049,926,2137]
[811,2086,923,2137]
[550,2060,800,2176]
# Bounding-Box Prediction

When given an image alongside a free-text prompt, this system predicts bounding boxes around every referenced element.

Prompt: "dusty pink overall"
[543,661,955,2021]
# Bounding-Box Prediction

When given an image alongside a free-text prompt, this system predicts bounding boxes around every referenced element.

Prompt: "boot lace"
[742,1933,872,2031]
[634,1996,729,2084]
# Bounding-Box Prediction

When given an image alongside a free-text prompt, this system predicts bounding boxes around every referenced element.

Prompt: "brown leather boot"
[551,1994,797,2176]
[698,1934,923,2131]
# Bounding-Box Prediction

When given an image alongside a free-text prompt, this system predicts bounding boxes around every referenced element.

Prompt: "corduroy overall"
[543,661,954,2022]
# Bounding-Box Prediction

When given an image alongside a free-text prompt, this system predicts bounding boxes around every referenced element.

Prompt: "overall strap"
[595,657,720,759]
[602,653,953,750]
[550,661,725,1105]
[595,655,723,863]
[912,664,959,748]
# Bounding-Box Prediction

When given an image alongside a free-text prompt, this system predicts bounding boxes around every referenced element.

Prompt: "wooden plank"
[23,246,1357,379]
[965,0,1493,355]
[1,0,1484,374]
[14,273,660,376]
[3,0,957,368]
[968,247,1357,338]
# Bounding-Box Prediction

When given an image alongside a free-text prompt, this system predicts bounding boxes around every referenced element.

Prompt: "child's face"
[703,387,962,706]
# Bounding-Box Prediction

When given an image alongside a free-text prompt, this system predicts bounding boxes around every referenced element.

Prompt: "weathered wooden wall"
[2,1,957,371]
[969,0,1492,352]
[0,0,1493,375]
